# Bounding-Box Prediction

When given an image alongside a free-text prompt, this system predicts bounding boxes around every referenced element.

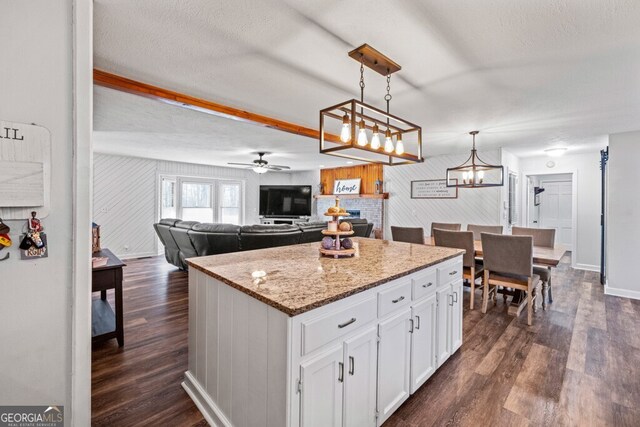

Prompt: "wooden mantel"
[314,193,389,199]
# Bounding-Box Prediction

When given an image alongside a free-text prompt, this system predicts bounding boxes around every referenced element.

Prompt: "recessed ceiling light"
[346,161,354,164]
[544,147,567,157]
[319,165,325,168]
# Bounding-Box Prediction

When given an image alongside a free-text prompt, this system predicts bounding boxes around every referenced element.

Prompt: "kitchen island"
[184,238,464,427]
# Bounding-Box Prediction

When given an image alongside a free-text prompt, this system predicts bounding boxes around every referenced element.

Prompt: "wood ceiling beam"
[93,69,340,143]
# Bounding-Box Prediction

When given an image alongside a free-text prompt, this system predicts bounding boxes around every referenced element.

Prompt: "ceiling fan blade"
[266,167,283,171]
[266,164,291,169]
[227,162,255,167]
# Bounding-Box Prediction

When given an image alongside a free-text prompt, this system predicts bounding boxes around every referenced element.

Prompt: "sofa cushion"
[240,224,302,251]
[159,218,180,226]
[154,221,181,267]
[174,220,199,230]
[298,221,328,243]
[170,221,200,269]
[189,223,241,256]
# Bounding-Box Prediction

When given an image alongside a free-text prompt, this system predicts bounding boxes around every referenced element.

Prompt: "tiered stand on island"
[319,199,356,258]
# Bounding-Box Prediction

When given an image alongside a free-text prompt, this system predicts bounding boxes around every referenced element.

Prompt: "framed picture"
[334,178,361,195]
[411,179,458,199]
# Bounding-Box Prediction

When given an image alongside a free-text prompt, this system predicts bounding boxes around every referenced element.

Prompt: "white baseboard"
[182,371,231,427]
[574,263,600,272]
[604,284,640,301]
[116,251,157,260]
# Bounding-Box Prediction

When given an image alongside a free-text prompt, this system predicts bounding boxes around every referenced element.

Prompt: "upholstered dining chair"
[430,222,461,236]
[512,226,556,310]
[481,233,541,325]
[433,229,484,310]
[466,224,503,241]
[391,226,425,244]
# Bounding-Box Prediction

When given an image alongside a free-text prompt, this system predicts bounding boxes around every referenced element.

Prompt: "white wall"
[606,130,640,299]
[0,0,76,414]
[93,153,317,258]
[519,151,602,270]
[384,150,502,237]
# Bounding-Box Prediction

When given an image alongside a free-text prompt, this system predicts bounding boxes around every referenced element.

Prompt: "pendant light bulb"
[370,124,381,150]
[357,119,368,146]
[395,134,404,155]
[340,113,351,143]
[477,170,484,184]
[384,129,394,153]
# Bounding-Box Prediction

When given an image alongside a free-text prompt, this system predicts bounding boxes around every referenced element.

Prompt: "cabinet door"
[300,345,344,427]
[377,308,412,425]
[410,294,437,393]
[450,280,463,353]
[436,286,452,367]
[343,327,378,427]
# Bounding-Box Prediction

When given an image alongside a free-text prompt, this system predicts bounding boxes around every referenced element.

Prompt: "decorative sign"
[334,178,361,195]
[411,179,458,199]
[0,120,51,219]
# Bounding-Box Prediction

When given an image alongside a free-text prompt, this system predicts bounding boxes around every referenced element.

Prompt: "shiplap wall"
[93,153,300,259]
[385,150,502,237]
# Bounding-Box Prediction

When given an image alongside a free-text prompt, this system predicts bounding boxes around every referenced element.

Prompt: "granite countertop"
[187,238,464,316]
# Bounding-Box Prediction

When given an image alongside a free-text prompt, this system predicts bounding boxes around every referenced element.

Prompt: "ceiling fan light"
[253,166,268,174]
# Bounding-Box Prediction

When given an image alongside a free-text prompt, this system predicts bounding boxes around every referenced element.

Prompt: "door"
[410,294,437,393]
[436,286,451,367]
[539,180,573,249]
[300,345,344,427]
[450,281,463,353]
[343,327,377,427]
[377,308,412,425]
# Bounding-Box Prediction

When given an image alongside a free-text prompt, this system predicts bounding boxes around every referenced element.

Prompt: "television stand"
[260,217,309,225]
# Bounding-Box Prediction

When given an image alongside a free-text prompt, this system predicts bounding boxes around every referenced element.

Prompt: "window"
[159,175,243,224]
[160,177,176,219]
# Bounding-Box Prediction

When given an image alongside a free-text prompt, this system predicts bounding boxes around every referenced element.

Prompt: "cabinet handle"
[415,315,421,330]
[453,291,458,303]
[449,294,454,306]
[392,296,405,304]
[338,362,344,382]
[449,270,458,276]
[422,282,433,288]
[338,317,356,329]
[409,318,414,333]
[349,356,355,375]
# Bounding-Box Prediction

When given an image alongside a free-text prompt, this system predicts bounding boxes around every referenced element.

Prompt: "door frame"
[520,168,578,269]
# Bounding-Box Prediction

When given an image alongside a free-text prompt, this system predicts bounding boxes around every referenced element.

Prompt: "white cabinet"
[450,280,463,353]
[300,345,344,427]
[377,308,412,425]
[300,327,378,427]
[343,327,378,427]
[436,285,451,367]
[410,294,437,393]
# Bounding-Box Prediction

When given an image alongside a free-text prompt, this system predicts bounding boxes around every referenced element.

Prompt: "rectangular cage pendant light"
[319,44,424,166]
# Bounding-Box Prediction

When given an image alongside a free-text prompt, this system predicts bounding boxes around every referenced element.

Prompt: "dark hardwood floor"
[92,254,640,426]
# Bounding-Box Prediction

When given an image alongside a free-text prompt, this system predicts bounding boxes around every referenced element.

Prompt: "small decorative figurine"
[0,218,10,261]
[20,211,48,259]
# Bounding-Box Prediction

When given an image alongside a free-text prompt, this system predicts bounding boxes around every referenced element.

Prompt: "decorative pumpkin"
[339,221,352,232]
[328,206,339,214]
[341,238,354,249]
[321,236,335,250]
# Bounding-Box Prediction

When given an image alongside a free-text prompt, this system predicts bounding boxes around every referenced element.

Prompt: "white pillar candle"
[328,221,338,232]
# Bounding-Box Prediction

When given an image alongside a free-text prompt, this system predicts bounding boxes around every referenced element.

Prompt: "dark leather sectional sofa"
[154,219,375,269]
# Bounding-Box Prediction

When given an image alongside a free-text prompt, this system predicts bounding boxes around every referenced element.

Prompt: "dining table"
[426,237,568,316]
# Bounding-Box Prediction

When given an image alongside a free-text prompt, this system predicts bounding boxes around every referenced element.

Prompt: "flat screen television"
[259,185,312,217]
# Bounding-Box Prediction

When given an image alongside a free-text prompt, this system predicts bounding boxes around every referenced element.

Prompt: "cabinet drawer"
[412,268,437,301]
[301,296,377,355]
[378,280,412,318]
[437,260,463,286]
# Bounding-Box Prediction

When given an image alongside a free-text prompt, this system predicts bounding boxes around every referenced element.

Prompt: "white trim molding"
[574,263,600,272]
[605,283,640,301]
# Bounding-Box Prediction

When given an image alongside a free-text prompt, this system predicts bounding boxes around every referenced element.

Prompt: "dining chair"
[433,229,484,310]
[430,222,461,236]
[512,226,556,310]
[466,224,503,240]
[391,226,425,244]
[480,233,541,325]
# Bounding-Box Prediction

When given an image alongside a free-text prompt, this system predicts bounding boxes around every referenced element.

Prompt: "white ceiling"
[94,0,640,167]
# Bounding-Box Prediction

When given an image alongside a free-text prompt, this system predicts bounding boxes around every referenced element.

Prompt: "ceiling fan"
[227,152,291,174]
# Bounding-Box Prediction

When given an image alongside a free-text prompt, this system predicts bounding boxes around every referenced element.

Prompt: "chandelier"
[319,44,423,165]
[446,131,504,188]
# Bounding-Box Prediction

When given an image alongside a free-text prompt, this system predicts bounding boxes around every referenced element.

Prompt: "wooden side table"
[92,248,126,346]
